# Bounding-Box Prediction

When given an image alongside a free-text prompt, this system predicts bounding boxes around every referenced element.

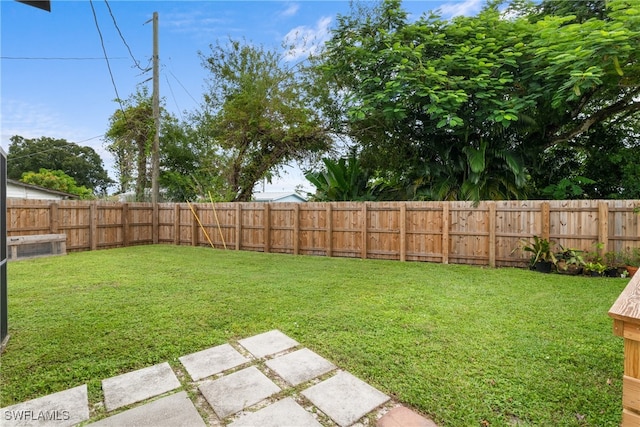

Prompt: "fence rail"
[6,199,640,266]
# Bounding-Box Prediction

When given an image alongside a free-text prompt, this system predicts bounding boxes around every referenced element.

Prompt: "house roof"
[7,179,79,199]
[252,191,307,202]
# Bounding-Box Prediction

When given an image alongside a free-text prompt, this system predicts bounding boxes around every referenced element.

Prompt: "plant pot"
[605,268,621,278]
[589,271,603,277]
[557,262,582,275]
[533,260,553,273]
[627,265,639,277]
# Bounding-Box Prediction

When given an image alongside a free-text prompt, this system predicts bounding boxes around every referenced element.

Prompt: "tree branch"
[548,93,640,146]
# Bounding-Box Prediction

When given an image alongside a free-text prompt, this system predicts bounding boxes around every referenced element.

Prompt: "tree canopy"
[7,136,112,195]
[310,0,640,201]
[21,168,93,199]
[197,39,332,201]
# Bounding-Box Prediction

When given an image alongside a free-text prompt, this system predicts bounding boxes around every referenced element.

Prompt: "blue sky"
[1,0,485,194]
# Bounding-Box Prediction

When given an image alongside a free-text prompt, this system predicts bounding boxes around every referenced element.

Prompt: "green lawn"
[1,245,627,426]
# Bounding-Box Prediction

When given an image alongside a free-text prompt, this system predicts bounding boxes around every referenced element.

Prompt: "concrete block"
[102,362,181,411]
[265,348,336,386]
[198,366,280,419]
[229,397,323,427]
[89,391,205,427]
[0,384,89,427]
[238,330,298,358]
[302,371,389,427]
[179,343,249,381]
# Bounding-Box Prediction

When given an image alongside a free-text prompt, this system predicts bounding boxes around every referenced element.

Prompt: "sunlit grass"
[1,245,626,426]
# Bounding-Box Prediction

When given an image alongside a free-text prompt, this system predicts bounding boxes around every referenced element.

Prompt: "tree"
[104,88,154,201]
[314,0,640,201]
[7,136,112,195]
[21,168,93,199]
[197,39,331,201]
[159,117,235,202]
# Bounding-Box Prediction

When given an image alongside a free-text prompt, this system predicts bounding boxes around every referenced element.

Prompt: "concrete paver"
[229,397,323,427]
[3,330,419,427]
[88,391,205,427]
[198,366,281,419]
[302,371,390,427]
[0,384,89,427]
[102,362,181,411]
[237,329,298,358]
[179,343,249,381]
[377,406,438,427]
[265,348,336,386]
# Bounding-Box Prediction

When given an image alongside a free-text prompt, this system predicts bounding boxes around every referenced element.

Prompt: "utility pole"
[151,11,160,204]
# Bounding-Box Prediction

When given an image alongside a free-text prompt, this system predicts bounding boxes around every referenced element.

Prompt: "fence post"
[599,202,609,256]
[50,203,59,234]
[122,203,129,247]
[541,202,551,241]
[293,204,300,255]
[609,272,640,426]
[264,203,271,253]
[153,203,159,244]
[191,204,199,247]
[235,204,242,251]
[326,204,333,257]
[173,204,180,245]
[361,203,368,259]
[400,204,406,262]
[488,202,496,268]
[90,202,98,251]
[442,203,450,264]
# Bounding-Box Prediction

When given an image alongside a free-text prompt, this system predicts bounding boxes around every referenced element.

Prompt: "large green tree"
[7,136,112,195]
[21,168,93,199]
[104,88,155,201]
[314,0,640,201]
[198,39,331,201]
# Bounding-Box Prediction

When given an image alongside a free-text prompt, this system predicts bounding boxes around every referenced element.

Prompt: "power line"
[103,0,150,73]
[1,56,127,60]
[88,0,127,119]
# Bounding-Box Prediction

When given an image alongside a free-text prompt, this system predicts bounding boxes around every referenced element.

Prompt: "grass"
[1,245,627,426]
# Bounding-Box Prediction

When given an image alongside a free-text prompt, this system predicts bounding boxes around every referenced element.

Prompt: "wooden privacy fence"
[6,199,640,267]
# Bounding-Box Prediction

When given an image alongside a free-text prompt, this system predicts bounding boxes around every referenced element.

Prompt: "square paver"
[1,384,89,427]
[88,391,205,427]
[302,371,390,427]
[229,397,323,427]
[102,362,181,411]
[265,348,336,386]
[179,343,249,381]
[198,366,281,419]
[238,330,298,358]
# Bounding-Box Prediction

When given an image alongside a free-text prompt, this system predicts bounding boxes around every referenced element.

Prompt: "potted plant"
[516,236,557,273]
[623,247,640,278]
[584,261,607,277]
[555,246,585,275]
[604,251,626,277]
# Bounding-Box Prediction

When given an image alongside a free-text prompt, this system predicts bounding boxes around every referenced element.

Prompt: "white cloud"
[280,3,300,18]
[438,0,484,18]
[282,16,332,61]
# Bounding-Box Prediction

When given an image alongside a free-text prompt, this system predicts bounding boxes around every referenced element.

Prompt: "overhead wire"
[88,0,127,117]
[103,0,150,73]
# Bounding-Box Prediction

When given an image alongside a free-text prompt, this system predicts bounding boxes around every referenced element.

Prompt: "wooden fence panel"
[299,203,327,256]
[6,199,640,267]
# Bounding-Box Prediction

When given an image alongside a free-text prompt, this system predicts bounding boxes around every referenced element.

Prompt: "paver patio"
[1,329,437,426]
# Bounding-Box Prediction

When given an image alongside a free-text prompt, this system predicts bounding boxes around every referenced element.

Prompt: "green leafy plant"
[555,246,585,274]
[584,261,607,276]
[516,236,557,269]
[622,247,640,267]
